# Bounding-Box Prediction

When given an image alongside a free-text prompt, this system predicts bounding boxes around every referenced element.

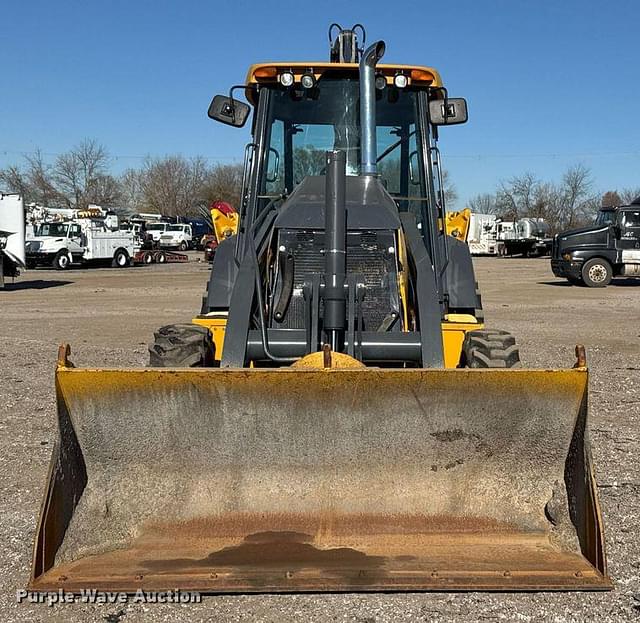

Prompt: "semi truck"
[551,198,640,286]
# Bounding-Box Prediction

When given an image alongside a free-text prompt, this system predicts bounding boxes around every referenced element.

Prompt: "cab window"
[622,211,640,228]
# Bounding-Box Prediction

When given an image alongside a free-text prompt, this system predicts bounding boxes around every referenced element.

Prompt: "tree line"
[2,141,637,229]
[0,139,243,217]
[468,164,640,233]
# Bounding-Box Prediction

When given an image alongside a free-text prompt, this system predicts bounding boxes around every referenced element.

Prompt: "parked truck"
[467,212,499,255]
[551,198,640,286]
[25,217,138,270]
[145,221,170,245]
[159,223,193,250]
[0,193,26,288]
[502,218,552,257]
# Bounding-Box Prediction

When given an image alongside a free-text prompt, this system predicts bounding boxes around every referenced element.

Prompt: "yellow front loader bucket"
[30,348,611,592]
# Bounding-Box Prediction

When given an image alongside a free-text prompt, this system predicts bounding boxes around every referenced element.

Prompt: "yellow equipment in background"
[445,207,471,241]
[211,201,239,244]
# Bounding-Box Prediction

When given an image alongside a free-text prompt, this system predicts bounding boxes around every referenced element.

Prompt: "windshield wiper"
[376,130,416,163]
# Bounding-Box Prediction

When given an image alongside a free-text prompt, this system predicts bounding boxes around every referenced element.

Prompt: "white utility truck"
[0,193,26,288]
[25,217,138,270]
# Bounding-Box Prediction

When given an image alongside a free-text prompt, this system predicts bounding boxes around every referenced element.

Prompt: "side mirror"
[429,97,468,126]
[208,95,250,128]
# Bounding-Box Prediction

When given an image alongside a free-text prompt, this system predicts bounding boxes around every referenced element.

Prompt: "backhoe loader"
[30,25,610,592]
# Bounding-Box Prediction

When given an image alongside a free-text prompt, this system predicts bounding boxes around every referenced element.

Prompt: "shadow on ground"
[539,279,640,287]
[2,279,73,291]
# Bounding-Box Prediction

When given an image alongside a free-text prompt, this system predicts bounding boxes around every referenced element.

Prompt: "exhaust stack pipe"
[359,40,386,176]
[324,150,347,351]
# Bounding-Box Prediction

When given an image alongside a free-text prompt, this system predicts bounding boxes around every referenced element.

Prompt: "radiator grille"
[273,230,398,331]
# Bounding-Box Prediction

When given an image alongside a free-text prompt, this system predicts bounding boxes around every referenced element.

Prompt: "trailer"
[0,194,26,289]
[133,249,188,265]
[501,218,552,257]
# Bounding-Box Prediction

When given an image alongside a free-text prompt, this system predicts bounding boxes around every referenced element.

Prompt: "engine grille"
[273,229,398,331]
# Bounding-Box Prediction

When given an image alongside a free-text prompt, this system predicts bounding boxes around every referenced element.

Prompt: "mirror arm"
[226,84,254,124]
[439,86,449,125]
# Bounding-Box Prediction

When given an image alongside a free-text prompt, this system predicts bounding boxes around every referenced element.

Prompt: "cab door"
[619,210,640,247]
[618,209,640,265]
[68,223,84,253]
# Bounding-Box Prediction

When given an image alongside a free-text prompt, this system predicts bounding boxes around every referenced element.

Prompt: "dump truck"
[30,25,610,593]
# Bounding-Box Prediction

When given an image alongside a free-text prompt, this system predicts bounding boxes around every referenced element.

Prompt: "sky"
[1,0,639,207]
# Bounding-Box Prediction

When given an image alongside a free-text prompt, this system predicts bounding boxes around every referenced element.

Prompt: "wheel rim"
[588,264,607,283]
[118,254,126,266]
[59,256,68,268]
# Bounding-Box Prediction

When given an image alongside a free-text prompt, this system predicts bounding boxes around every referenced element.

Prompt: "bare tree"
[0,164,30,199]
[201,163,243,209]
[25,150,61,206]
[601,191,622,208]
[495,172,540,220]
[0,150,61,205]
[620,187,640,204]
[139,155,209,216]
[465,165,597,233]
[559,164,593,228]
[52,139,114,209]
[442,170,458,208]
[119,168,144,213]
[468,193,498,214]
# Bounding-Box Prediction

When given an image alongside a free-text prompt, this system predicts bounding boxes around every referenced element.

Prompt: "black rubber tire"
[581,258,612,288]
[156,251,167,264]
[142,251,153,265]
[52,250,70,270]
[461,329,520,368]
[112,248,129,268]
[179,240,188,251]
[149,324,214,367]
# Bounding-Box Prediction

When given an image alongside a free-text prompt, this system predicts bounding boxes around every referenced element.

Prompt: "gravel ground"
[1,255,638,622]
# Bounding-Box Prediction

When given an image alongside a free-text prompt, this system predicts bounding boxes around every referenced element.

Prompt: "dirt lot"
[1,256,638,622]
